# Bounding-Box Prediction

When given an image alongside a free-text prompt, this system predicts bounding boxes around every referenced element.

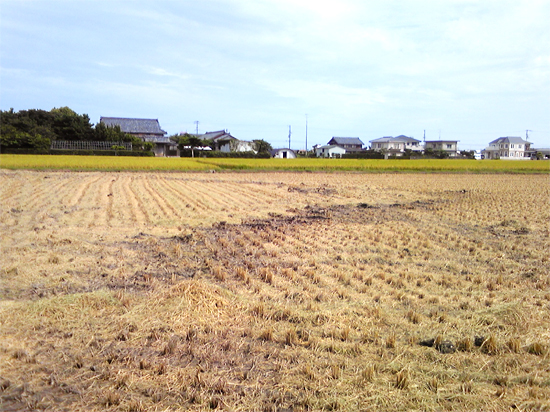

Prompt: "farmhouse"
[100,117,173,157]
[424,140,459,157]
[315,144,346,158]
[270,148,297,159]
[326,137,364,153]
[482,136,532,160]
[198,130,256,153]
[369,135,422,157]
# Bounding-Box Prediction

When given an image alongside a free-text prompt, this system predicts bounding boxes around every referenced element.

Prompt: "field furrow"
[1,170,549,412]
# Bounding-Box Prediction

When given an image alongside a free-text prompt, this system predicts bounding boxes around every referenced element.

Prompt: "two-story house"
[424,140,459,157]
[326,137,364,153]
[369,135,422,157]
[482,137,531,160]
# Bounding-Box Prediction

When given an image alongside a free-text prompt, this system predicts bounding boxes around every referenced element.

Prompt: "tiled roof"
[370,135,421,143]
[100,117,167,135]
[197,130,236,141]
[329,137,364,146]
[488,136,530,145]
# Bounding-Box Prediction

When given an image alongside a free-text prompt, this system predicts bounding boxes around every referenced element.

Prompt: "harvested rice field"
[1,170,549,411]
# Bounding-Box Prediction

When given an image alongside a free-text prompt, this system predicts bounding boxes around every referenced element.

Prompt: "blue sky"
[1,0,549,150]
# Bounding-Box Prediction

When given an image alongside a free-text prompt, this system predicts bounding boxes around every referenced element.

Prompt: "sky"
[1,0,549,150]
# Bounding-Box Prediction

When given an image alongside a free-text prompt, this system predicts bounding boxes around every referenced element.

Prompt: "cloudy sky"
[1,0,549,150]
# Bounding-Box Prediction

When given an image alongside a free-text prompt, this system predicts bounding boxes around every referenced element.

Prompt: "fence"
[50,141,132,151]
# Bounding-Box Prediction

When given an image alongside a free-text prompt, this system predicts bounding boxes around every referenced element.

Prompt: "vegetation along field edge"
[0,154,549,173]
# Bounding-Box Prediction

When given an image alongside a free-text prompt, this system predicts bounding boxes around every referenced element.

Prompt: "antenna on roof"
[526,129,532,140]
[194,121,199,135]
[423,130,425,142]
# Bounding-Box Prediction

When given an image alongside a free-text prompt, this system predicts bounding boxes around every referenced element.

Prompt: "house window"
[518,144,522,149]
[510,144,514,148]
[446,144,452,149]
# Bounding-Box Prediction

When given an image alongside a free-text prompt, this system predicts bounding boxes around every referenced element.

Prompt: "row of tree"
[0,107,147,151]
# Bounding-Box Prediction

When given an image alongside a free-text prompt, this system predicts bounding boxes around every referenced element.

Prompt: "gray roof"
[489,136,531,145]
[370,135,421,143]
[195,130,236,141]
[100,117,167,135]
[328,137,364,146]
[425,140,458,144]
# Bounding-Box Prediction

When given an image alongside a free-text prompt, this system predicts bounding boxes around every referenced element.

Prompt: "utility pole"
[288,125,291,149]
[194,121,199,135]
[305,114,308,154]
[423,130,426,142]
[526,130,532,140]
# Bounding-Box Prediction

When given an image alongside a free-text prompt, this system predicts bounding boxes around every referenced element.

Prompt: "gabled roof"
[100,117,167,135]
[489,136,530,145]
[425,140,458,144]
[197,130,236,142]
[328,137,364,146]
[370,135,421,143]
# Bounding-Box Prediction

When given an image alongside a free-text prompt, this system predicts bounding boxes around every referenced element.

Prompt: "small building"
[100,117,172,157]
[327,137,364,153]
[270,148,297,159]
[369,135,422,157]
[424,140,459,157]
[482,137,532,160]
[315,145,346,158]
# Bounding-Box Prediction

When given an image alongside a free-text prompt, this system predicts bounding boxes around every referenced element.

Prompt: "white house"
[482,137,531,160]
[369,135,422,157]
[315,145,346,158]
[270,148,297,159]
[424,140,459,157]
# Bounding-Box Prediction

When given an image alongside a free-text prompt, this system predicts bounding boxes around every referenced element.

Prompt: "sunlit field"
[1,154,549,172]
[1,170,549,411]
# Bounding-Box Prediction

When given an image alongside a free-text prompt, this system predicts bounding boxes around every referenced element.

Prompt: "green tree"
[178,133,203,158]
[253,139,273,154]
[51,107,94,140]
[94,122,131,142]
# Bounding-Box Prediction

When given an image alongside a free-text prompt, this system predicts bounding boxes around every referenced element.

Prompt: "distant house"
[270,148,297,159]
[198,130,256,153]
[327,137,364,153]
[100,117,172,157]
[315,145,346,158]
[482,137,532,160]
[424,140,459,157]
[369,135,422,157]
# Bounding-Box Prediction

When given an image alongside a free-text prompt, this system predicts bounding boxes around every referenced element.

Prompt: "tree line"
[0,107,149,151]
